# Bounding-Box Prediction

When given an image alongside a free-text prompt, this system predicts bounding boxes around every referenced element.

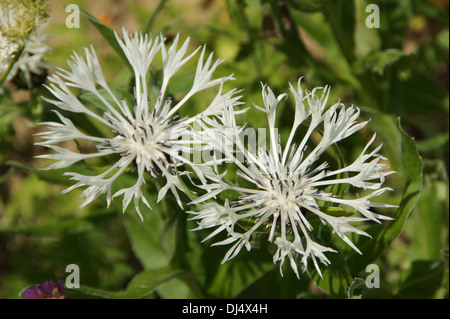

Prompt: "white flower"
[0,0,48,85]
[0,34,19,80]
[190,78,396,278]
[36,29,238,220]
[6,20,51,86]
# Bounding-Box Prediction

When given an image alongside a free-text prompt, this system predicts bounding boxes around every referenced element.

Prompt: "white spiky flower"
[190,78,396,278]
[36,29,239,219]
[6,20,50,86]
[0,34,19,80]
[0,0,48,85]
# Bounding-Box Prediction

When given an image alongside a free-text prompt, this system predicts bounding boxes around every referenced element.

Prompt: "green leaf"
[200,232,274,298]
[322,206,354,217]
[234,264,311,298]
[360,107,403,178]
[410,173,448,260]
[413,0,449,27]
[78,7,132,72]
[416,132,449,153]
[307,247,354,298]
[161,207,188,266]
[396,260,445,298]
[123,210,169,270]
[208,256,274,299]
[66,268,185,299]
[142,0,169,33]
[321,0,356,63]
[348,118,423,273]
[288,11,360,89]
[79,88,133,114]
[0,212,117,235]
[0,102,24,127]
[0,167,14,184]
[159,191,192,268]
[286,0,321,12]
[352,49,413,76]
[6,160,92,186]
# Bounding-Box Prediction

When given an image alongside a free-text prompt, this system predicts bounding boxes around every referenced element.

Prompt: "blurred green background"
[0,0,448,298]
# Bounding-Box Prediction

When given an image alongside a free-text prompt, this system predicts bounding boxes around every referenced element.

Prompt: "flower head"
[5,20,50,87]
[190,78,396,278]
[22,280,67,299]
[0,34,19,80]
[0,0,48,84]
[36,29,238,219]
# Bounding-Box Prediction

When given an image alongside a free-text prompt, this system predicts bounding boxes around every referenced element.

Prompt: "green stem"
[153,172,207,298]
[143,0,169,34]
[0,45,25,86]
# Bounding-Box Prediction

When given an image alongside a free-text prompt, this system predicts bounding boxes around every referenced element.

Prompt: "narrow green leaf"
[286,0,321,12]
[6,160,92,185]
[308,247,354,298]
[322,206,354,217]
[348,118,423,273]
[0,212,117,235]
[142,0,169,33]
[78,7,132,72]
[414,0,449,27]
[126,268,185,296]
[416,132,449,153]
[0,167,14,184]
[66,268,185,299]
[321,0,356,63]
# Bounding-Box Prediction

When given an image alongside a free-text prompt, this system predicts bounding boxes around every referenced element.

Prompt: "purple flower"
[22,280,67,299]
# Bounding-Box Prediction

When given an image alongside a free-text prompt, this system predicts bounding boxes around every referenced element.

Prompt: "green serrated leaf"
[360,107,403,177]
[348,118,423,273]
[352,49,412,75]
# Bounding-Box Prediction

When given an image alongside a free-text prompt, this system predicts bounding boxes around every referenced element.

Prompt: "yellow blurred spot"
[97,13,113,27]
[409,16,427,32]
[215,36,239,61]
[219,11,231,24]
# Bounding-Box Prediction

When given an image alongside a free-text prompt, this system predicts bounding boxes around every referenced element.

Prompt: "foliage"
[0,0,448,299]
